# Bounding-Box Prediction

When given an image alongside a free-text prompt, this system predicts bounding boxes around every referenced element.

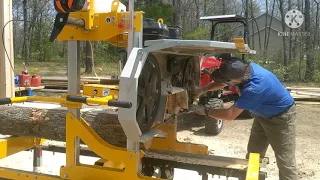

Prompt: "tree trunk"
[173,0,181,26]
[251,0,261,54]
[304,0,314,81]
[265,0,276,55]
[222,0,226,15]
[23,0,30,66]
[314,1,319,48]
[263,0,268,55]
[221,0,228,42]
[278,0,288,81]
[288,0,292,62]
[194,0,200,28]
[298,0,304,81]
[39,12,45,62]
[85,41,93,74]
[0,105,129,148]
[244,0,250,45]
[204,0,207,16]
[250,0,255,50]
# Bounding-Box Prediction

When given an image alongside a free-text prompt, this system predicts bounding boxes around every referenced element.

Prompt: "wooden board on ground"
[15,86,45,92]
[290,94,319,99]
[41,76,118,90]
[295,101,320,105]
[290,91,320,97]
[287,87,320,92]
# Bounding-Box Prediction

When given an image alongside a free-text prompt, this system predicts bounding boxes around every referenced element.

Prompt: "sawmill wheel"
[137,54,161,131]
[183,58,197,105]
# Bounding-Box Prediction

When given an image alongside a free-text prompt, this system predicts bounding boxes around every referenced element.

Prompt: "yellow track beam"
[0,167,60,180]
[0,137,46,159]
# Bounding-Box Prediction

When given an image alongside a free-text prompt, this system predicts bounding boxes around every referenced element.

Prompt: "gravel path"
[177,104,320,180]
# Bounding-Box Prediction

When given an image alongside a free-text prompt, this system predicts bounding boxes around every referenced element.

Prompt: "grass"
[14,58,119,77]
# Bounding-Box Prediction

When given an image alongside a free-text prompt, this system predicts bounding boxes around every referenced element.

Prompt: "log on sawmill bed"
[0,104,130,148]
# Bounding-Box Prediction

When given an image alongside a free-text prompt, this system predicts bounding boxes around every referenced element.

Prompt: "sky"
[257,0,267,13]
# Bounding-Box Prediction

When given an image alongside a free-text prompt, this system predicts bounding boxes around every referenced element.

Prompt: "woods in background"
[11,0,320,82]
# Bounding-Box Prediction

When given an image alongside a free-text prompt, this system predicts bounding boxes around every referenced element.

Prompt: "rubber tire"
[141,164,174,180]
[204,98,224,135]
[159,165,174,180]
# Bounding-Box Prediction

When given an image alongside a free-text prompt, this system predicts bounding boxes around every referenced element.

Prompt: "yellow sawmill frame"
[0,94,261,180]
[0,95,161,180]
[56,0,142,46]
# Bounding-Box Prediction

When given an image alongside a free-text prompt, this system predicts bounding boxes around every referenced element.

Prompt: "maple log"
[0,105,128,147]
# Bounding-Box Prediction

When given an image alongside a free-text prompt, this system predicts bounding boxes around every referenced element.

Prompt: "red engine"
[199,56,221,87]
[199,56,238,95]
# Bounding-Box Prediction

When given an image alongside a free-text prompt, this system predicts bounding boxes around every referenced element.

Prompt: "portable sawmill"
[0,0,267,179]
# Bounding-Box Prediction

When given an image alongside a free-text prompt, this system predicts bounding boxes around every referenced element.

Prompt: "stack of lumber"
[15,86,45,92]
[287,87,320,105]
[41,76,109,89]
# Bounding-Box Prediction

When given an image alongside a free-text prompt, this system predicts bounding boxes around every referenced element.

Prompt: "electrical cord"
[2,20,25,97]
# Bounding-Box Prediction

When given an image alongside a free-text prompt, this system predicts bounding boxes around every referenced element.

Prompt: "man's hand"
[191,86,203,100]
[189,104,206,116]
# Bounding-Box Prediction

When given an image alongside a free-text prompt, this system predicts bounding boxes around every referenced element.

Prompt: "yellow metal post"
[246,153,260,180]
[61,113,163,180]
[89,0,95,29]
[150,118,208,155]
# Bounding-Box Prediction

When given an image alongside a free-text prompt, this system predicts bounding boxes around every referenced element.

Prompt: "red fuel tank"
[18,63,32,87]
[31,75,41,87]
[18,72,32,87]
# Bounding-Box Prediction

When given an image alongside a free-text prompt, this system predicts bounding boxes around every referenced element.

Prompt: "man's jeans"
[246,104,298,180]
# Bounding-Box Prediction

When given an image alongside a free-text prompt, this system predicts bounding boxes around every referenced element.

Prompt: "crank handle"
[0,98,11,105]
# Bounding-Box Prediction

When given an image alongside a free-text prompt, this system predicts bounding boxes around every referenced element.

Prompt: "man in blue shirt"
[190,57,297,180]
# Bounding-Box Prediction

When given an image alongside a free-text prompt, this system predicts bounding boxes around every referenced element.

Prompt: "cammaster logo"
[278,9,309,37]
[285,9,304,29]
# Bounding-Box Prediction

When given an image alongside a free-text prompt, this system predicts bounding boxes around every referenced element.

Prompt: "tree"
[288,0,293,62]
[298,0,304,81]
[85,41,93,74]
[22,0,30,65]
[204,0,207,16]
[278,0,289,81]
[263,0,268,55]
[251,0,261,53]
[314,0,320,48]
[194,0,200,28]
[264,0,276,56]
[304,0,314,81]
[244,0,250,46]
[173,0,181,26]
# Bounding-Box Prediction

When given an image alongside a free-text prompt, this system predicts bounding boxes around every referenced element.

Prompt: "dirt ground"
[0,104,319,180]
[177,104,320,180]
